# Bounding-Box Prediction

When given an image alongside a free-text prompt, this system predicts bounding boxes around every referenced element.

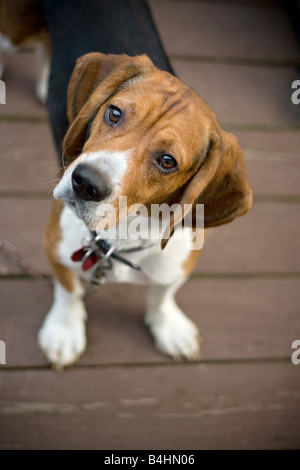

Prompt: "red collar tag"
[71,247,100,271]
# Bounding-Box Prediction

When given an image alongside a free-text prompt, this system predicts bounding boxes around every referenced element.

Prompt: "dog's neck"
[93,217,162,253]
[71,219,161,278]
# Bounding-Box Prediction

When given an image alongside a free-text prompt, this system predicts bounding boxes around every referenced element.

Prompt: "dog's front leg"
[38,275,87,369]
[34,43,50,104]
[38,202,87,369]
[145,279,201,360]
[0,32,16,81]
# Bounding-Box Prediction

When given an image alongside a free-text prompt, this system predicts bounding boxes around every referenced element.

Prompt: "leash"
[0,234,148,290]
[0,238,52,285]
[0,226,155,290]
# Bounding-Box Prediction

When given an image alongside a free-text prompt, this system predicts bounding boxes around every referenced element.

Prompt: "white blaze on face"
[54,149,132,200]
[53,149,132,229]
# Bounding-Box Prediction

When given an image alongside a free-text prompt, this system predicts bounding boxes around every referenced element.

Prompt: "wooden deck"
[0,0,300,449]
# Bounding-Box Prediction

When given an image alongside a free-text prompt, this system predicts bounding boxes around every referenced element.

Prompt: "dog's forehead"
[83,68,216,166]
[108,71,214,145]
[118,71,208,119]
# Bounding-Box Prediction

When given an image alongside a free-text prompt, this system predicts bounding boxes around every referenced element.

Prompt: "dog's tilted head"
[54,52,252,241]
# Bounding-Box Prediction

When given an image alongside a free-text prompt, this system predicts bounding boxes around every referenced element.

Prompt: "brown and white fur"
[0,0,51,103]
[39,53,252,368]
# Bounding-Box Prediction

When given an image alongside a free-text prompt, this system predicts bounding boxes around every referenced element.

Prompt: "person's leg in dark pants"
[42,0,173,160]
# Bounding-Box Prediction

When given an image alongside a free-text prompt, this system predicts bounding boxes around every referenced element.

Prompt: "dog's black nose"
[72,164,111,202]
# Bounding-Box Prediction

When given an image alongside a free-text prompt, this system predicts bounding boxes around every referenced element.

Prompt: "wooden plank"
[1,199,300,276]
[235,130,300,162]
[246,159,300,197]
[196,202,300,274]
[0,122,58,194]
[1,125,299,197]
[0,53,47,119]
[178,278,300,361]
[1,124,299,199]
[236,130,300,197]
[0,363,299,449]
[172,61,300,128]
[149,1,300,62]
[0,278,299,367]
[0,198,52,275]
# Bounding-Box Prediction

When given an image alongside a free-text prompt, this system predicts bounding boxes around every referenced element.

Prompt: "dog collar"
[71,231,158,285]
[71,230,142,272]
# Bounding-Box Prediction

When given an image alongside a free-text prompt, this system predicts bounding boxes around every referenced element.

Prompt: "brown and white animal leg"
[145,278,201,360]
[38,203,87,369]
[0,33,10,79]
[34,42,50,104]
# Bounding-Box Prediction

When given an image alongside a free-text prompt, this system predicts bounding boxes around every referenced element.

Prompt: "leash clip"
[71,232,141,285]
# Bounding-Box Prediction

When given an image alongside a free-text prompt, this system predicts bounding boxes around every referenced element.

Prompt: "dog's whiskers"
[61,151,66,170]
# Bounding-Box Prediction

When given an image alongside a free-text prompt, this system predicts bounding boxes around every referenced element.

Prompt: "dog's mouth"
[55,180,184,245]
[54,180,110,229]
[53,161,119,230]
[68,196,119,232]
[67,198,99,229]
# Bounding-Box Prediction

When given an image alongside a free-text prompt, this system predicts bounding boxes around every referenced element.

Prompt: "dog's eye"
[157,155,178,172]
[105,105,123,126]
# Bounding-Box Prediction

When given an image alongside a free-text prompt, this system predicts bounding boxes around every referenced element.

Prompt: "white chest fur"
[57,204,193,286]
[40,204,201,368]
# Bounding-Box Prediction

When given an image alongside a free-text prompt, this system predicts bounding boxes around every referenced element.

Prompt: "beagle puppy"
[39,53,252,368]
[0,0,50,103]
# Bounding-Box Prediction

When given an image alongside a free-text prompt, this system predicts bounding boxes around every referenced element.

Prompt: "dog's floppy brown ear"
[63,52,154,161]
[198,130,253,228]
[161,128,252,248]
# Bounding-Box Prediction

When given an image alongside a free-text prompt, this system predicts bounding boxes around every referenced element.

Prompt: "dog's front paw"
[38,313,86,369]
[145,310,201,361]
